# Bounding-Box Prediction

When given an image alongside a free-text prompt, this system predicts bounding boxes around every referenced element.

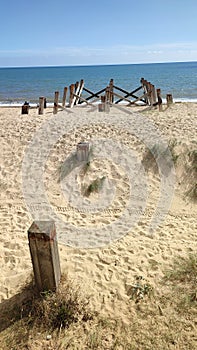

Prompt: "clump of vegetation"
[164,253,197,309]
[31,285,92,330]
[168,139,179,164]
[185,148,197,201]
[80,145,94,177]
[85,176,106,197]
[165,253,197,285]
[0,276,93,349]
[189,149,197,172]
[142,140,178,174]
[58,145,94,182]
[151,140,178,164]
[186,183,197,202]
[1,255,197,349]
[129,276,153,303]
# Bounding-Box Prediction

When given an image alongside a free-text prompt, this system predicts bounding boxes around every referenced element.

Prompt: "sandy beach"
[0,102,196,324]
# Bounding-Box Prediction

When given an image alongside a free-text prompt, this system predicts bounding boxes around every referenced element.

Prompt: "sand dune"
[0,102,196,321]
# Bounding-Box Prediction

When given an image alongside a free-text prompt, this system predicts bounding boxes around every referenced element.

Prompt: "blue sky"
[0,0,197,67]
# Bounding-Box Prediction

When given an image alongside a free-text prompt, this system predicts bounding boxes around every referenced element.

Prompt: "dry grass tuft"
[0,276,93,349]
[163,253,197,310]
[1,255,197,349]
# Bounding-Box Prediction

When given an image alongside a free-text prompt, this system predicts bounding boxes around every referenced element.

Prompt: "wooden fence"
[30,77,173,115]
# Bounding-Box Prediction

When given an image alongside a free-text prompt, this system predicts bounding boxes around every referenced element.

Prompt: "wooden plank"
[81,86,106,103]
[111,90,137,104]
[75,79,84,105]
[114,85,145,104]
[72,93,95,106]
[114,85,142,95]
[74,81,79,105]
[70,81,81,108]
[110,90,149,106]
[129,92,149,105]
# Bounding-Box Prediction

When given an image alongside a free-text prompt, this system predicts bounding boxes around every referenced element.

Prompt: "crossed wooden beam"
[51,78,157,113]
[76,79,149,106]
[76,85,148,106]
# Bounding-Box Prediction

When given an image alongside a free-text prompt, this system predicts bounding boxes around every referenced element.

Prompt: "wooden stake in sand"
[157,89,163,111]
[109,79,114,103]
[69,84,75,108]
[28,221,61,292]
[21,101,30,114]
[62,87,68,108]
[53,91,59,114]
[98,102,110,112]
[166,94,173,106]
[38,97,45,115]
[105,86,111,104]
[76,142,90,161]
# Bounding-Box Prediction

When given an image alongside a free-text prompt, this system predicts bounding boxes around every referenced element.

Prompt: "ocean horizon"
[0,61,197,106]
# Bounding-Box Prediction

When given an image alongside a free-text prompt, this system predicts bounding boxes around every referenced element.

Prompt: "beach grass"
[1,253,197,349]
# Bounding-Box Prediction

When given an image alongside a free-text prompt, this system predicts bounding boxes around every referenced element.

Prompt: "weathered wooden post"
[105,86,110,103]
[75,79,84,105]
[147,82,152,106]
[53,91,59,114]
[38,97,45,115]
[28,221,61,292]
[98,95,106,111]
[102,86,110,112]
[21,101,30,114]
[109,79,114,103]
[157,89,162,111]
[74,81,80,105]
[166,94,173,106]
[151,84,157,105]
[98,89,110,112]
[69,84,75,107]
[62,87,68,108]
[76,142,90,162]
[141,78,148,105]
[140,77,145,88]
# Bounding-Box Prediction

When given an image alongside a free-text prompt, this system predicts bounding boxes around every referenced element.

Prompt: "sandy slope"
[0,102,196,322]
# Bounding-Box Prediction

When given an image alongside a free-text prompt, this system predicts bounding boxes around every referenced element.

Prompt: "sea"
[0,61,197,106]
